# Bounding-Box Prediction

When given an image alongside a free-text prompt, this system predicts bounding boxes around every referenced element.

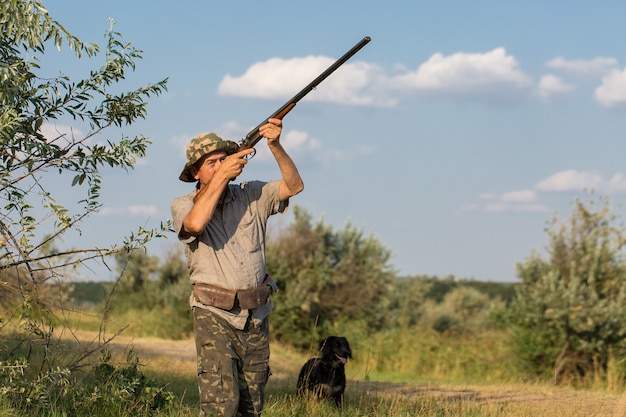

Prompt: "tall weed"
[329,323,519,384]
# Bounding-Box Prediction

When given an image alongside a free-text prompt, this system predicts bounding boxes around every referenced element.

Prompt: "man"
[170,118,303,417]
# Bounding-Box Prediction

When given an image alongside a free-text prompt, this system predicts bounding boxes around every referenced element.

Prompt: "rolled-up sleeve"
[170,192,196,244]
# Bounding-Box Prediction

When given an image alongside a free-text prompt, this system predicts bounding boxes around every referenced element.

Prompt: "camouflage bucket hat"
[179,132,239,182]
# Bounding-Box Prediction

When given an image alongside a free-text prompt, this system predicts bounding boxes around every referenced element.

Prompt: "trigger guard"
[244,149,256,160]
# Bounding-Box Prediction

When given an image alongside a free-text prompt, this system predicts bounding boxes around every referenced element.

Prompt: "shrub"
[509,195,626,385]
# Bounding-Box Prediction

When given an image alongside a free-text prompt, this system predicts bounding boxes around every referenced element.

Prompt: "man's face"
[193,151,228,186]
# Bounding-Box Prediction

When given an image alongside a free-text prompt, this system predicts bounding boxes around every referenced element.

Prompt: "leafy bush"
[0,350,175,417]
[509,195,626,385]
[267,206,395,349]
[419,286,495,334]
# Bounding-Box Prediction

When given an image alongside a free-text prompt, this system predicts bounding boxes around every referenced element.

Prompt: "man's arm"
[181,176,227,236]
[261,118,304,201]
[181,148,253,235]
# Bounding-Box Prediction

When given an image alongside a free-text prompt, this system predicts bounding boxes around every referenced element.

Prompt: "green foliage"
[67,281,112,310]
[419,286,495,334]
[0,350,175,417]
[382,276,432,328]
[0,2,172,415]
[0,357,70,415]
[79,349,174,415]
[114,278,194,340]
[417,277,517,305]
[509,194,626,384]
[157,246,187,286]
[349,326,517,384]
[267,206,396,348]
[111,248,193,339]
[1,0,170,279]
[68,250,517,349]
[115,249,161,293]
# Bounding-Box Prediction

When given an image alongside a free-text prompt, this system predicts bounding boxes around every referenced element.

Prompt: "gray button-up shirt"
[171,180,287,329]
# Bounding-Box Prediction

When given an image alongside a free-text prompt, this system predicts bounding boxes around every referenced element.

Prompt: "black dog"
[296,336,352,407]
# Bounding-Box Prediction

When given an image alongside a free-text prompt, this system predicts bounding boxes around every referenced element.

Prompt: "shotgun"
[238,36,371,157]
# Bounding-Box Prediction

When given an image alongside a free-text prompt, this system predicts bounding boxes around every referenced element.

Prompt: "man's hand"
[218,148,255,181]
[259,118,282,146]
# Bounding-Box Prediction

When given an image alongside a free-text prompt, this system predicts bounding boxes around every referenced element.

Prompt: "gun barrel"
[275,36,371,112]
[239,36,372,151]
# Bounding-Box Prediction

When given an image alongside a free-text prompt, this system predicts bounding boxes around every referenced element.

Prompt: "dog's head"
[319,336,352,366]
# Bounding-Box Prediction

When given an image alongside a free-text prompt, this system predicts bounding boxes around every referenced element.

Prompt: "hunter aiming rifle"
[238,36,371,158]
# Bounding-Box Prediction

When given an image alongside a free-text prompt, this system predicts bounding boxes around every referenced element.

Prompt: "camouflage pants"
[193,307,270,417]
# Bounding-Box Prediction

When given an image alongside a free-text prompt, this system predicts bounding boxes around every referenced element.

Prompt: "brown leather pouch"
[238,274,280,309]
[238,285,272,310]
[193,284,237,310]
[193,274,279,311]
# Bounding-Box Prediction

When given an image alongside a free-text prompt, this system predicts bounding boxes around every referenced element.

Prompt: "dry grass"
[72,331,626,416]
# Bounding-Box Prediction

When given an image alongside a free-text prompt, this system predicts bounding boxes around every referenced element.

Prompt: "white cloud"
[389,48,532,98]
[534,169,603,192]
[501,189,537,203]
[484,202,549,213]
[594,67,626,108]
[217,56,393,106]
[461,169,626,215]
[536,74,575,100]
[607,173,626,192]
[215,49,625,110]
[171,122,367,169]
[248,128,372,165]
[98,205,158,217]
[534,169,626,194]
[281,130,322,153]
[250,129,322,161]
[478,193,498,200]
[461,190,547,214]
[40,123,85,145]
[545,56,618,76]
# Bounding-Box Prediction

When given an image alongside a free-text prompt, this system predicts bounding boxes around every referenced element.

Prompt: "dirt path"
[356,380,626,416]
[86,332,626,416]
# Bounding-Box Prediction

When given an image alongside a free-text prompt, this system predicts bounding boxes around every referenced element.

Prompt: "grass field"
[98,332,626,417]
[6,299,626,416]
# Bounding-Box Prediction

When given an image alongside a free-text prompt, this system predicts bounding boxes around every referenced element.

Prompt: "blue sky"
[39,1,626,282]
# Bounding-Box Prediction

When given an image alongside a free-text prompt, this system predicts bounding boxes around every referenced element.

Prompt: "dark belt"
[193,274,278,311]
